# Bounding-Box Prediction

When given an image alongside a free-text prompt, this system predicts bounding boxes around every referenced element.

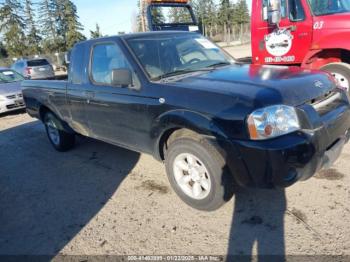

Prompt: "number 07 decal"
[314,21,324,30]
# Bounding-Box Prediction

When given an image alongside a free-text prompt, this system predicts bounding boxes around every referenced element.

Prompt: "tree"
[0,41,8,59]
[218,0,232,43]
[39,0,85,52]
[63,0,86,49]
[90,23,103,39]
[24,0,41,55]
[232,0,250,25]
[232,0,250,41]
[0,0,26,57]
[192,0,217,37]
[38,0,59,52]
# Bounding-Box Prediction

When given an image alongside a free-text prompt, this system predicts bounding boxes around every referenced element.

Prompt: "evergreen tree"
[232,0,250,41]
[218,0,232,42]
[53,0,67,46]
[0,0,26,57]
[63,0,85,49]
[192,0,217,37]
[232,0,250,25]
[24,0,41,55]
[90,23,103,39]
[38,0,58,52]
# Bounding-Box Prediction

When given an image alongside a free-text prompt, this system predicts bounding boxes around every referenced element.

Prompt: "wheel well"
[341,50,350,64]
[304,49,350,69]
[39,105,50,121]
[158,128,202,161]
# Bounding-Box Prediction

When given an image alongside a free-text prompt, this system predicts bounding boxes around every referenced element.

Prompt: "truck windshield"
[0,70,24,84]
[308,0,350,16]
[126,34,233,80]
[150,6,194,24]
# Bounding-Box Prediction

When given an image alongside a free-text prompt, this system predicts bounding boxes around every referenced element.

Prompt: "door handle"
[84,91,95,98]
[84,91,95,104]
[290,25,297,32]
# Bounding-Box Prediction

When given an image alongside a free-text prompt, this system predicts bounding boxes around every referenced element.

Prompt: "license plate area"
[14,99,24,106]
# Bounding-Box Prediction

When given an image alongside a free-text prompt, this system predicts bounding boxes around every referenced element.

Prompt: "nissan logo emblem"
[314,80,324,88]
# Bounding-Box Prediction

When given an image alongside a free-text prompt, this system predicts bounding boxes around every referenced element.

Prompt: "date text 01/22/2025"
[127,255,222,261]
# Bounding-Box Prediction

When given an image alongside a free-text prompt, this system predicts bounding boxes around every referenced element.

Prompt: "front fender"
[151,109,228,159]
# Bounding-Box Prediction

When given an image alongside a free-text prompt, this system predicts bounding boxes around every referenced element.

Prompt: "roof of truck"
[77,31,199,46]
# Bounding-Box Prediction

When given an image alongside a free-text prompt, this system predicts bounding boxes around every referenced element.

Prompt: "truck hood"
[0,81,22,96]
[169,64,335,107]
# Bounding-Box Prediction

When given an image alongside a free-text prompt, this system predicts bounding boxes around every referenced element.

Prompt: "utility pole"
[140,0,147,32]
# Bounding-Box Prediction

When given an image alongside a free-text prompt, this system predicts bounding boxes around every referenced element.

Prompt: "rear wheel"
[321,62,350,92]
[44,112,75,152]
[165,131,234,211]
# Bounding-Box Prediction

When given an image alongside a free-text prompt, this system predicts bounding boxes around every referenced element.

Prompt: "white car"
[0,68,26,114]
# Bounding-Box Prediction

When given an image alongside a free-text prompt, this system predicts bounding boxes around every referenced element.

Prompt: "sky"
[74,0,252,37]
[75,0,139,36]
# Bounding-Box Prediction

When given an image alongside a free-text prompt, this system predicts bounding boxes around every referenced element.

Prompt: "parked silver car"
[12,58,55,80]
[0,68,25,114]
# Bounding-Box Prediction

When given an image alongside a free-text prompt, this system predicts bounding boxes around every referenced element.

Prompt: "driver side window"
[288,0,305,21]
[91,43,138,87]
[262,0,287,20]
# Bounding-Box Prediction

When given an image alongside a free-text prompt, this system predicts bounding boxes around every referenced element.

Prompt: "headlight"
[0,95,5,102]
[247,105,300,140]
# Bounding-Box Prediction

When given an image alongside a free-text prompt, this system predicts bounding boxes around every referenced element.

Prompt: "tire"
[44,112,75,152]
[321,62,350,93]
[165,132,234,211]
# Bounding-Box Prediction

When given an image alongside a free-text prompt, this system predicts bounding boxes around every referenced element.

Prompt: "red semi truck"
[251,0,350,90]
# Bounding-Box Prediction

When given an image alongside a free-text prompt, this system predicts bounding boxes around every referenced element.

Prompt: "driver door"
[84,42,156,153]
[253,0,313,65]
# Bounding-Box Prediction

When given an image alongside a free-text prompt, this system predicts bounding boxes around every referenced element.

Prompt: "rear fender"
[39,104,75,134]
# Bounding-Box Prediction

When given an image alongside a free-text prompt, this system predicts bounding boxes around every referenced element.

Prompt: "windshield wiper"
[158,68,212,80]
[156,62,232,81]
[206,62,231,68]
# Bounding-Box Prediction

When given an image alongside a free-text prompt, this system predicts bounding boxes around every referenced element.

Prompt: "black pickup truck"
[22,32,350,211]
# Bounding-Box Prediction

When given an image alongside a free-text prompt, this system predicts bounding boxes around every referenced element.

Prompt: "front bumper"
[0,98,25,114]
[224,92,350,188]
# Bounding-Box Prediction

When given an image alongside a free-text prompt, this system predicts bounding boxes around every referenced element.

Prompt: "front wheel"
[321,62,350,92]
[165,133,234,211]
[44,112,75,152]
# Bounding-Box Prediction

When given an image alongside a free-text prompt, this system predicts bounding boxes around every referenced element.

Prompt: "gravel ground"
[0,45,349,259]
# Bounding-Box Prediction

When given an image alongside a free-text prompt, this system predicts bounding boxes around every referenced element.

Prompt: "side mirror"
[267,0,282,25]
[111,68,133,87]
[65,51,71,65]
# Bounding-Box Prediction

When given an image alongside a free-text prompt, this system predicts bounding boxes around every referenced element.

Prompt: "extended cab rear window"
[28,59,50,67]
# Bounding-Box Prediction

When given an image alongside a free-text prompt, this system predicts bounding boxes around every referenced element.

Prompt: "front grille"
[6,103,24,109]
[310,91,342,116]
[6,93,22,99]
[6,95,16,99]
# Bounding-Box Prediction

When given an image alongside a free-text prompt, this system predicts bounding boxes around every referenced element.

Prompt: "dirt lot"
[0,45,349,259]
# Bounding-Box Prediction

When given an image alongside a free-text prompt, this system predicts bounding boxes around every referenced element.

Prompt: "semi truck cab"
[145,0,199,32]
[251,0,350,90]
